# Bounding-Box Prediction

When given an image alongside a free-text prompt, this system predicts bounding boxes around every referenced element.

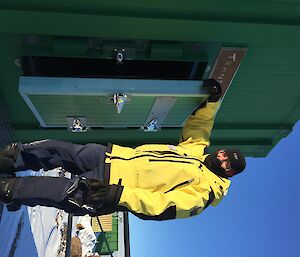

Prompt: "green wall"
[0,1,299,156]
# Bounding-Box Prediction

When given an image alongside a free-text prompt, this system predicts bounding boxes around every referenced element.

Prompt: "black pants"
[11,140,107,215]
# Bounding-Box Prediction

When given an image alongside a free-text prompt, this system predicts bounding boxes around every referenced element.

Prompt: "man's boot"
[0,143,19,174]
[0,177,16,204]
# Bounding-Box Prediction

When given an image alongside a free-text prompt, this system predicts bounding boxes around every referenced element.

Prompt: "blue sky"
[129,121,300,257]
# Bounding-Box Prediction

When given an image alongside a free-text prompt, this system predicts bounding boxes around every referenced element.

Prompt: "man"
[0,79,246,220]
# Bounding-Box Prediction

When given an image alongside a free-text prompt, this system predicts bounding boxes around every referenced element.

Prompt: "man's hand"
[66,178,123,213]
[203,79,222,102]
[84,179,123,207]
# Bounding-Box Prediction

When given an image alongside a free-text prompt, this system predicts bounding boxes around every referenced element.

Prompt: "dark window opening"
[21,56,207,80]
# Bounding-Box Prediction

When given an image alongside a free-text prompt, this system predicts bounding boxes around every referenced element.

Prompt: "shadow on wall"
[0,203,3,220]
[0,100,14,147]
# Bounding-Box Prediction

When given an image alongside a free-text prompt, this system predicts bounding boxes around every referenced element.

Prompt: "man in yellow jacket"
[0,79,246,220]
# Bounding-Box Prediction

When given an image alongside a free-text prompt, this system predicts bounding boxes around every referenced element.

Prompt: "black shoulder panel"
[203,189,215,210]
[131,205,176,221]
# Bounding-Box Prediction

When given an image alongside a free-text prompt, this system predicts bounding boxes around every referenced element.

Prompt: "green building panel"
[95,215,119,255]
[0,1,299,157]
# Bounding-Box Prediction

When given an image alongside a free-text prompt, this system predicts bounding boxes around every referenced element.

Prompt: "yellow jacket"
[105,101,231,220]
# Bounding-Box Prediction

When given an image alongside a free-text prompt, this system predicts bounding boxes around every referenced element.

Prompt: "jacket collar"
[200,156,231,205]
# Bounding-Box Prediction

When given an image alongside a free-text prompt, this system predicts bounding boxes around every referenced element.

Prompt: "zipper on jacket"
[110,153,201,163]
[144,150,202,162]
[143,150,182,156]
[164,178,194,193]
[149,159,194,164]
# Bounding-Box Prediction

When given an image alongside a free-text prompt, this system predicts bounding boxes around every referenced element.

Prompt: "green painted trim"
[0,10,300,45]
[19,77,207,96]
[13,125,293,158]
[1,0,300,26]
[12,129,275,145]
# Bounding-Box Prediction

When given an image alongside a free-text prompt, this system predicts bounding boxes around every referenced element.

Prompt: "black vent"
[21,56,206,80]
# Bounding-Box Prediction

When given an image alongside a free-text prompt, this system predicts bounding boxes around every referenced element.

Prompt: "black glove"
[203,79,222,102]
[84,179,123,207]
[65,178,123,214]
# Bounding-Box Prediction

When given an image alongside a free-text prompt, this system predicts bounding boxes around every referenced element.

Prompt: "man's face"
[216,150,235,177]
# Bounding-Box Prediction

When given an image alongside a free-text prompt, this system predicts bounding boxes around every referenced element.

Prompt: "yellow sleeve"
[118,185,212,220]
[180,101,221,147]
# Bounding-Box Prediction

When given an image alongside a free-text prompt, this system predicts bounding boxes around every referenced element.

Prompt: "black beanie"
[225,149,246,174]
